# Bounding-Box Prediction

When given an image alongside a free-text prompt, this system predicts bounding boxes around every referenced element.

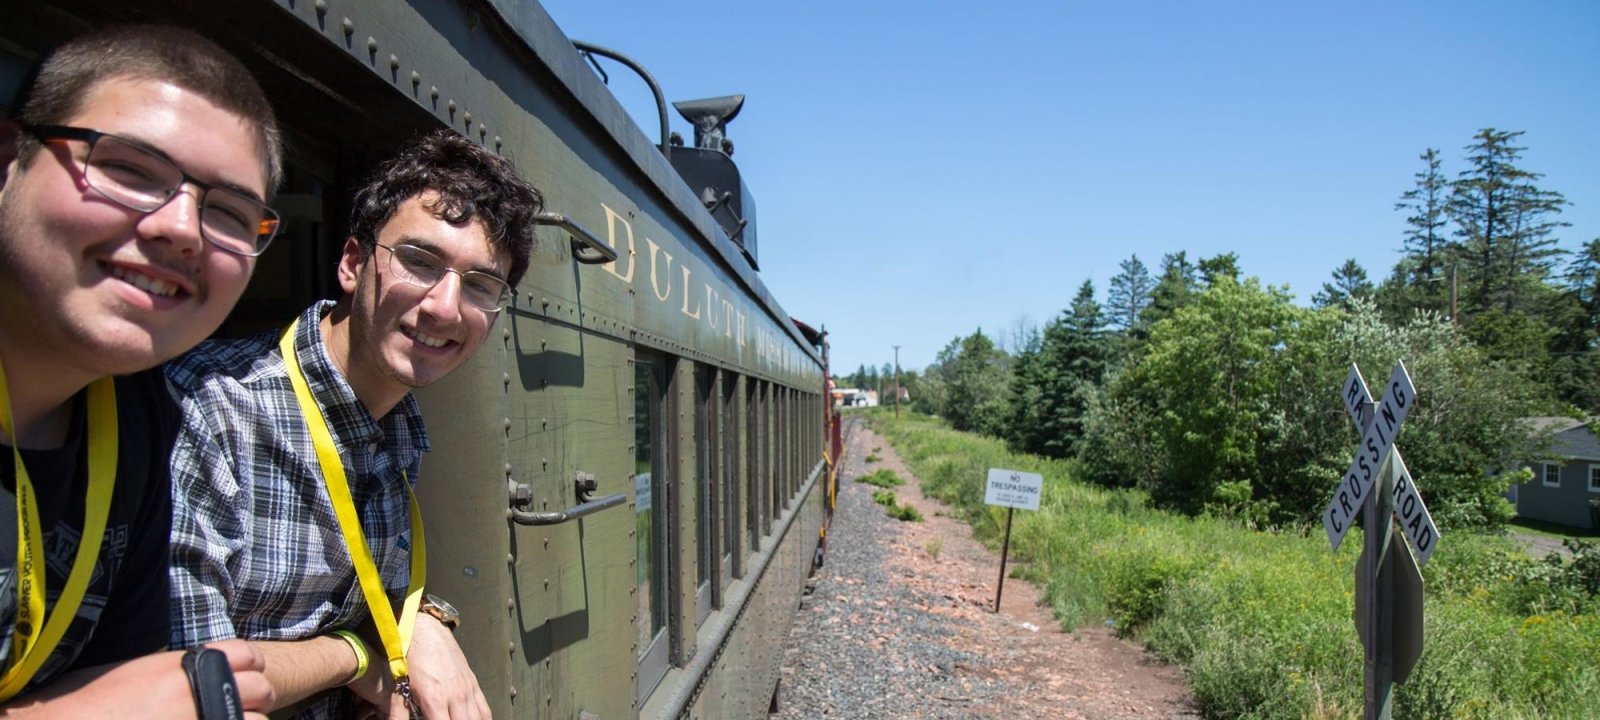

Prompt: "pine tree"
[1139,252,1198,337]
[1003,325,1048,454]
[1106,255,1154,333]
[1198,252,1240,287]
[1396,148,1452,286]
[1568,238,1600,326]
[1312,258,1374,310]
[1447,128,1569,315]
[1033,281,1111,457]
[1551,238,1600,412]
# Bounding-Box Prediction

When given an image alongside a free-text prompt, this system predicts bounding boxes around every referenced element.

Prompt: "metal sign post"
[984,468,1042,614]
[1363,432,1396,720]
[995,507,1014,613]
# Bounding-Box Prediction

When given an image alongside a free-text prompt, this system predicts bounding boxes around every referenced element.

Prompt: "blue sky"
[539,0,1600,376]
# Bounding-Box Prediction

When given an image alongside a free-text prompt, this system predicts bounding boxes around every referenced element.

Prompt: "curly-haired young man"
[167,129,542,720]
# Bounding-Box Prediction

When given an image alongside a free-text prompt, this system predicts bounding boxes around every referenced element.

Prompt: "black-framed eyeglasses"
[376,242,512,312]
[25,125,280,257]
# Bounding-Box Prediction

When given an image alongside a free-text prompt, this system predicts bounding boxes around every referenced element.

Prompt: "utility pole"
[1449,263,1458,332]
[892,345,901,418]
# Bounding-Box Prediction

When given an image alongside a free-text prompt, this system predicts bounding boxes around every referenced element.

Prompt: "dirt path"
[864,423,1195,718]
[776,419,1197,718]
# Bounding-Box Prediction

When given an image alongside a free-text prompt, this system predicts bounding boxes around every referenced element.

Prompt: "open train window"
[693,365,716,623]
[634,353,670,706]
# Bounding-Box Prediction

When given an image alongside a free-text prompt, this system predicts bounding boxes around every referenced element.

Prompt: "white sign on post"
[1332,363,1441,565]
[1323,362,1416,551]
[985,469,1043,511]
[1389,448,1440,566]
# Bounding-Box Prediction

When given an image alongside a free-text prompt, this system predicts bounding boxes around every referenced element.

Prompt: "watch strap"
[181,646,245,720]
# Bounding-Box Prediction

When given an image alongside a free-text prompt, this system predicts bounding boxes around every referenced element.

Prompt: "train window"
[766,382,779,528]
[777,389,789,509]
[721,372,740,582]
[746,380,762,551]
[693,365,715,622]
[635,355,669,705]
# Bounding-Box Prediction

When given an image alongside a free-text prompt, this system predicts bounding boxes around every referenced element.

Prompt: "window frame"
[633,352,671,707]
[1542,462,1562,488]
[693,365,715,624]
[721,371,740,583]
[746,380,762,551]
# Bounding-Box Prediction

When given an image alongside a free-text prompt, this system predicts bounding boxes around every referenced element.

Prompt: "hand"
[0,640,274,719]
[194,640,277,719]
[397,613,490,720]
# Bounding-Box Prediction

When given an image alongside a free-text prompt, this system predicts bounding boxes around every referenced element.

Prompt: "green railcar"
[2,1,834,716]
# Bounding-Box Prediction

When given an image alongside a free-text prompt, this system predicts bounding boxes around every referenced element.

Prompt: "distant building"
[1511,417,1600,530]
[831,387,878,408]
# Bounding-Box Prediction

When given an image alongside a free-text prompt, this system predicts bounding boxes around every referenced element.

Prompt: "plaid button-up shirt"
[166,301,428,718]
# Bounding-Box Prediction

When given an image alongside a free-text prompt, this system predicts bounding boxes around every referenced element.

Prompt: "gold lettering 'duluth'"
[645,238,674,303]
[600,203,636,284]
[596,202,819,381]
[680,266,701,319]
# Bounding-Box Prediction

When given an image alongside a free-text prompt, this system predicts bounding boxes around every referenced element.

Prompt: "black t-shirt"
[0,369,176,691]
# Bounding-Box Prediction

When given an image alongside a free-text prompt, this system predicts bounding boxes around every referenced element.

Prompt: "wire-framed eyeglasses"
[377,242,512,312]
[26,124,280,257]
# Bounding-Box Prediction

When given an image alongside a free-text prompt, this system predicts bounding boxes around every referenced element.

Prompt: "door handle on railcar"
[507,470,627,526]
[534,211,617,264]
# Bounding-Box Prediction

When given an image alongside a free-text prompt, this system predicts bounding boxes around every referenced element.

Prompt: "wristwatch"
[420,593,461,631]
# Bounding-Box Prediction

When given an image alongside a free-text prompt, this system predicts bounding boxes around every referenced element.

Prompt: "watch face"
[426,594,459,618]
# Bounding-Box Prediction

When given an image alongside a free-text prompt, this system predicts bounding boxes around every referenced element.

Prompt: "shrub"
[889,503,924,522]
[856,469,904,488]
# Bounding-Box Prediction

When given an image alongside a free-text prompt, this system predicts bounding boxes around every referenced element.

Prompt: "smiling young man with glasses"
[166,129,541,720]
[0,25,279,718]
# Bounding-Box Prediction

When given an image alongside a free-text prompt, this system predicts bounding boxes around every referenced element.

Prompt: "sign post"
[985,468,1042,613]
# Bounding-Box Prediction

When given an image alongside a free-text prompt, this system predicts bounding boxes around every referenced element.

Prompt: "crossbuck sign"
[1322,362,1440,563]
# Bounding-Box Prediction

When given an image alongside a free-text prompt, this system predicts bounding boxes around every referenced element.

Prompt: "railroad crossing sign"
[1330,364,1442,565]
[1388,448,1440,566]
[1323,363,1415,552]
[1325,361,1435,719]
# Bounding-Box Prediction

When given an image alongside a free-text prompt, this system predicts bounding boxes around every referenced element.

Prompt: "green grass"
[856,469,904,488]
[870,488,923,522]
[1509,515,1599,540]
[868,409,1600,720]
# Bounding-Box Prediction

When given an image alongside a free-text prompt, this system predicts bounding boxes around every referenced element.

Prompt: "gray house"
[1512,417,1600,530]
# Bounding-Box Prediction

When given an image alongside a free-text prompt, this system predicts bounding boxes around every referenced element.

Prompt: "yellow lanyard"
[278,320,425,683]
[0,364,116,701]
